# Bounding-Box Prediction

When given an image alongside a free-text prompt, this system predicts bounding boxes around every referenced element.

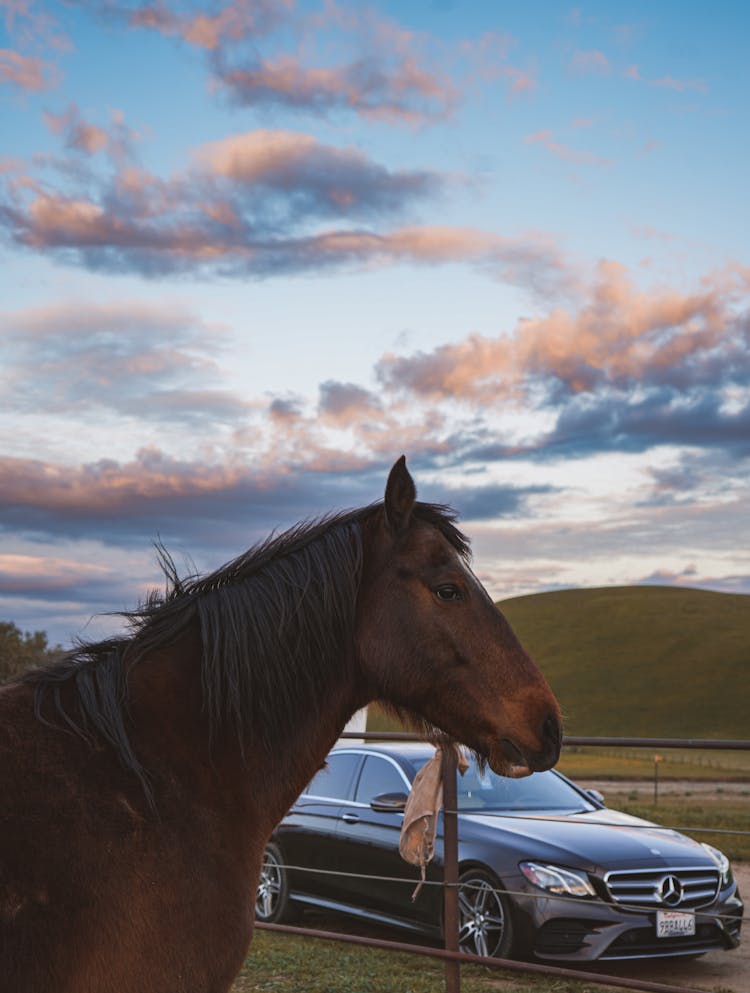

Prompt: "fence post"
[442,746,460,993]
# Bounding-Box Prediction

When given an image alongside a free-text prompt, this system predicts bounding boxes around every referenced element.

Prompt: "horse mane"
[23,501,469,794]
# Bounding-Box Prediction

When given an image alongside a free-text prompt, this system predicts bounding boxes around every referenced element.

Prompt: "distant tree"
[0,622,62,685]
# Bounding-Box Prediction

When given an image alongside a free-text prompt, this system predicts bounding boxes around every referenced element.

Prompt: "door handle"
[340,813,360,823]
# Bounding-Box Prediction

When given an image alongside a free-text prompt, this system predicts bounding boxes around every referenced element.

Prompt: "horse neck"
[127,625,368,835]
[259,673,368,829]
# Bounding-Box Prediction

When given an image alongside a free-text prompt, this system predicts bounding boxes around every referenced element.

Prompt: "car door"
[333,753,440,925]
[278,750,363,903]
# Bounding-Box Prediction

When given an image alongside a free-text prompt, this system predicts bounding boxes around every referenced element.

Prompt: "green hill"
[498,586,750,740]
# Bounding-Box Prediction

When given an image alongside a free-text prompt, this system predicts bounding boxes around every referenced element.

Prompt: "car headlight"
[520,861,595,897]
[701,843,732,885]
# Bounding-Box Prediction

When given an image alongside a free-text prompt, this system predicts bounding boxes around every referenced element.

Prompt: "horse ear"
[384,455,416,535]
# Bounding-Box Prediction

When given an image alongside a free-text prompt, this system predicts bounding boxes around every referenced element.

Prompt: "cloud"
[377,260,750,459]
[0,127,454,275]
[108,0,459,124]
[210,3,461,125]
[0,128,575,295]
[42,104,141,162]
[1,0,70,52]
[195,129,441,211]
[569,49,610,74]
[317,381,383,426]
[0,444,562,564]
[625,64,708,93]
[523,130,614,168]
[123,0,284,50]
[1,299,246,424]
[0,0,68,92]
[44,104,108,153]
[0,47,58,90]
[0,448,387,552]
[650,75,708,94]
[379,261,750,399]
[213,50,458,124]
[0,553,113,595]
[537,388,750,460]
[430,483,556,521]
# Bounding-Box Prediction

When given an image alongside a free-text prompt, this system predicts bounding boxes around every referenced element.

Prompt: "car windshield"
[412,757,596,813]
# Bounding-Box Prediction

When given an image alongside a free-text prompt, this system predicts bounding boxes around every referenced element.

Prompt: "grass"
[233,930,607,993]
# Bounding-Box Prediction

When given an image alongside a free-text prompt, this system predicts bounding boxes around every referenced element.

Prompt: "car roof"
[332,740,438,763]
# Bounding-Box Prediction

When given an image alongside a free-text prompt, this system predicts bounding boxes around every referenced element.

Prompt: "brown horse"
[0,457,561,993]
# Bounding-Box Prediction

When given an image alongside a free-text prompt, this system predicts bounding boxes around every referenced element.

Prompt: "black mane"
[24,501,469,792]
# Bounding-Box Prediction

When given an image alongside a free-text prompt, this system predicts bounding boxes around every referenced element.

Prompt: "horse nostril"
[542,712,562,753]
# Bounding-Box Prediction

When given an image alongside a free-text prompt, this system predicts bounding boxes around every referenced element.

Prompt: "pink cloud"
[523,129,613,168]
[1,128,572,293]
[651,74,708,94]
[126,0,285,50]
[42,104,141,163]
[625,64,708,93]
[377,261,750,401]
[0,47,57,90]
[120,0,458,125]
[0,553,111,593]
[1,0,69,52]
[0,449,255,516]
[317,381,382,427]
[569,49,610,74]
[44,104,109,154]
[214,50,458,124]
[500,64,537,97]
[195,129,436,207]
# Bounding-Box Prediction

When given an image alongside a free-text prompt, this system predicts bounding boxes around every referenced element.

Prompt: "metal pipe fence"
[258,732,748,993]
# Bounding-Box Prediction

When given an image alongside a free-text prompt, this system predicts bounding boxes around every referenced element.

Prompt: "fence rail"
[260,732,748,993]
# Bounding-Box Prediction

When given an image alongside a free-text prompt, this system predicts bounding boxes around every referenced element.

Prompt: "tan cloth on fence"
[399,743,468,900]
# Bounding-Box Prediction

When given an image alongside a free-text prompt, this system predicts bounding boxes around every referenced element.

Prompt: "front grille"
[603,866,720,910]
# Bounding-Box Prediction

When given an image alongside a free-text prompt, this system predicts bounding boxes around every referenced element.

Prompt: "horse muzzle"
[492,711,563,778]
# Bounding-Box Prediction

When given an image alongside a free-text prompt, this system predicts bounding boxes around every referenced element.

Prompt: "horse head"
[356,456,562,777]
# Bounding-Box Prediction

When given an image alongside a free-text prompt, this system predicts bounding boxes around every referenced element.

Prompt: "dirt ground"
[580,778,750,798]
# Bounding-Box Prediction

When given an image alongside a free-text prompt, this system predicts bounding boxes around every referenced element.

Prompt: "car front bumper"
[508,875,744,962]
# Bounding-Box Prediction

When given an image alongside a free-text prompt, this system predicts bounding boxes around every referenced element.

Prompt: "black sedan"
[256,742,743,962]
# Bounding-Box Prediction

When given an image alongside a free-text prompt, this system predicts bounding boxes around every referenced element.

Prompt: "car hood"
[460,807,712,872]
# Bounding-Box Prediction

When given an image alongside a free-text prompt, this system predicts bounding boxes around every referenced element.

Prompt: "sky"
[1,0,749,647]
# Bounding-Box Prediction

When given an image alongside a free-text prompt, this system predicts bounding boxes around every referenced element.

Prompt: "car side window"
[305,753,360,800]
[354,756,408,804]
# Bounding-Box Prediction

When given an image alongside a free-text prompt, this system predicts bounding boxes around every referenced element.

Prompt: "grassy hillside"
[499,585,750,739]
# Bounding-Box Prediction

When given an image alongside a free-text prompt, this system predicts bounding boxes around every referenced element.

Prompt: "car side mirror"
[370,791,408,812]
[586,789,605,806]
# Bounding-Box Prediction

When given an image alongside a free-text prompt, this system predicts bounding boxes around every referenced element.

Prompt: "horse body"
[1,458,562,992]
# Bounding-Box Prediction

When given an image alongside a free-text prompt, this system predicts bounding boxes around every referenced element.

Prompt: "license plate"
[656,911,695,938]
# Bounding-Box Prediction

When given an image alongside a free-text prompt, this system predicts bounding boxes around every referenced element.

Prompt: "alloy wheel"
[256,846,284,921]
[457,873,509,958]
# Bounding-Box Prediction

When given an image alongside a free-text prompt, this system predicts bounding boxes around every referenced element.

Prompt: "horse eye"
[435,584,461,602]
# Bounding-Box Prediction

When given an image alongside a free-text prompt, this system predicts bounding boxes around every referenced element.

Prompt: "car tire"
[255,842,293,923]
[456,868,514,959]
